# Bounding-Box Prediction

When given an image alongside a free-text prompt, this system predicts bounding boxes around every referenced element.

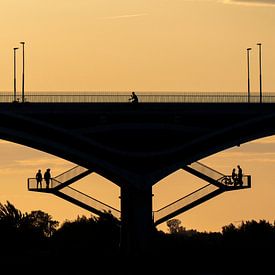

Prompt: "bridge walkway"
[27,166,120,219]
[153,162,251,225]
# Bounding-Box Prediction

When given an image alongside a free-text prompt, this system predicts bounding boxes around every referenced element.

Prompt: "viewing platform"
[27,161,251,227]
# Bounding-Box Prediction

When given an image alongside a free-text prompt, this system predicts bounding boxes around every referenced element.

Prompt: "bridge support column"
[120,184,153,258]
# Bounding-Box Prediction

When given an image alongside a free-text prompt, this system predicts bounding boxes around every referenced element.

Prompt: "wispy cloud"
[222,0,275,6]
[15,157,72,168]
[220,151,275,162]
[100,13,148,20]
[185,0,275,5]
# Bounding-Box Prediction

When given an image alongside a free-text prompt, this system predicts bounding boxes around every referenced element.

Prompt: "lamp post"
[20,41,25,103]
[257,43,262,103]
[246,47,252,103]
[13,47,19,102]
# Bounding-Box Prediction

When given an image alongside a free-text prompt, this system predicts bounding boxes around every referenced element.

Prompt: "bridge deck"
[0,100,273,185]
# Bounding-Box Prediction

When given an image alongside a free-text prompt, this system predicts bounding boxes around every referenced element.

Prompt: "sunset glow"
[1,1,275,232]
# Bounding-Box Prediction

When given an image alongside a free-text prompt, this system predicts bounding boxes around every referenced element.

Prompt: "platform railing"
[219,174,251,188]
[2,92,275,103]
[184,162,251,188]
[27,166,92,190]
[28,177,53,190]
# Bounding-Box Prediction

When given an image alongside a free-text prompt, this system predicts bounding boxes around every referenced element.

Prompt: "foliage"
[0,201,59,238]
[166,218,184,233]
[26,210,59,237]
[1,201,275,273]
[166,218,198,236]
[0,200,25,229]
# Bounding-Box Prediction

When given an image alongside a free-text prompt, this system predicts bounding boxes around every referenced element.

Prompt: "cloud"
[101,13,148,20]
[15,157,72,168]
[0,153,73,175]
[222,0,275,6]
[221,151,275,163]
[185,0,275,5]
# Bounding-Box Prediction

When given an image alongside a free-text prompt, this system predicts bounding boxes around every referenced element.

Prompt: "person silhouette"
[129,92,138,104]
[36,169,43,188]
[44,168,51,189]
[237,165,243,186]
[231,168,237,185]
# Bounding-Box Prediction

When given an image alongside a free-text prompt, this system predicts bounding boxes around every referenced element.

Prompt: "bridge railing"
[1,92,275,103]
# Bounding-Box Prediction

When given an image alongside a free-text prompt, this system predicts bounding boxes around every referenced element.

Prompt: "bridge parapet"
[2,92,275,103]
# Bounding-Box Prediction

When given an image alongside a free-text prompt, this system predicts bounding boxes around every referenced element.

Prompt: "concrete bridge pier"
[119,183,153,258]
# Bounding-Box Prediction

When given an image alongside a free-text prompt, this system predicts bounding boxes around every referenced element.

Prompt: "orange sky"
[1,0,275,92]
[1,0,275,232]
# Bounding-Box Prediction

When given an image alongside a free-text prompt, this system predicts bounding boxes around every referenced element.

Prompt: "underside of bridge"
[0,102,274,257]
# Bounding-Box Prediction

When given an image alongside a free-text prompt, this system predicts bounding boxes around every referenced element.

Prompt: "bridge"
[1,91,275,257]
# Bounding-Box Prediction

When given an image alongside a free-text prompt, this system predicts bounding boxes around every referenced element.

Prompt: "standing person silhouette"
[129,92,138,104]
[237,165,243,186]
[231,168,237,185]
[44,168,51,189]
[36,169,43,188]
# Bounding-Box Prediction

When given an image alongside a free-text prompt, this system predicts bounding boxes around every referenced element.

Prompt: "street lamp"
[257,43,262,103]
[13,47,19,102]
[246,47,252,103]
[20,41,25,103]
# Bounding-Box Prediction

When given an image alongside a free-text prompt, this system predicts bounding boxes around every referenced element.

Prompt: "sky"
[1,0,275,232]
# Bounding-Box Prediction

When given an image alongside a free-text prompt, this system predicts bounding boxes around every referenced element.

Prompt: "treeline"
[0,200,274,274]
[0,200,121,274]
[156,218,275,274]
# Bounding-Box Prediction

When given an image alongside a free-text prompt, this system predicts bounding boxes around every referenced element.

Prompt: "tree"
[26,210,59,237]
[0,200,25,229]
[0,201,59,239]
[166,219,185,234]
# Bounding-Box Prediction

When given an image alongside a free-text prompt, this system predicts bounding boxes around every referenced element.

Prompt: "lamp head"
[257,43,262,46]
[13,47,19,50]
[247,48,252,51]
[20,41,25,45]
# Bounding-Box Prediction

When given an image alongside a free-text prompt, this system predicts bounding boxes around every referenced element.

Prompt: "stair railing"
[55,186,121,220]
[153,183,221,225]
